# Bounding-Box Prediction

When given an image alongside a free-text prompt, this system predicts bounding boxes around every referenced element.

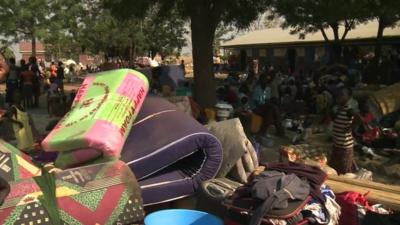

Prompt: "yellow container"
[250,113,263,133]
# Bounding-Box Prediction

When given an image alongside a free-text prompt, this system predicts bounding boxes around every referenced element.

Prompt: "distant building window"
[296,48,305,57]
[315,47,326,61]
[274,48,286,57]
[259,49,266,57]
[246,49,253,57]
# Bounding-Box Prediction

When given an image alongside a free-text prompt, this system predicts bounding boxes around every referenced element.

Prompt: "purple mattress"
[121,95,222,205]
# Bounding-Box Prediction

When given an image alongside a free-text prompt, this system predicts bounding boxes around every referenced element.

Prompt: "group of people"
[218,59,399,177]
[3,56,65,109]
[0,54,70,150]
[0,54,38,151]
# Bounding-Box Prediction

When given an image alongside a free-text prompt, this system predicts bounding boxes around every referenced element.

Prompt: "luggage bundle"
[0,160,144,225]
[223,162,336,225]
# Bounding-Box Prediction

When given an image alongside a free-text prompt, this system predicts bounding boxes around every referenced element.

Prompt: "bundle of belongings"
[42,69,150,168]
[0,160,145,225]
[0,138,145,224]
[222,162,342,225]
[1,68,223,212]
[335,191,400,225]
[121,95,222,205]
[0,139,41,181]
[197,119,398,225]
[279,144,337,176]
[0,68,224,224]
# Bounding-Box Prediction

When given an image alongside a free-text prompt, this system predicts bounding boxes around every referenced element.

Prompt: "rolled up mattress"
[42,69,149,168]
[121,95,223,205]
[369,82,400,119]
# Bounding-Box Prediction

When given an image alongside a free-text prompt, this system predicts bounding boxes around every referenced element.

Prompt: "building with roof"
[222,22,400,73]
[18,40,46,62]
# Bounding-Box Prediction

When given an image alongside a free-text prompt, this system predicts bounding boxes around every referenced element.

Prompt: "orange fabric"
[0,54,8,82]
[50,65,57,77]
[251,113,263,133]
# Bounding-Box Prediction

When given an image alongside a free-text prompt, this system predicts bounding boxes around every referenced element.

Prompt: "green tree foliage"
[365,0,400,65]
[269,0,369,63]
[214,23,237,54]
[143,7,188,59]
[0,46,15,59]
[105,0,269,107]
[0,0,60,56]
[42,0,87,60]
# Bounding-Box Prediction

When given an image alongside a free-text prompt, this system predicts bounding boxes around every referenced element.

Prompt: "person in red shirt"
[50,61,57,77]
[353,100,380,144]
[353,99,398,149]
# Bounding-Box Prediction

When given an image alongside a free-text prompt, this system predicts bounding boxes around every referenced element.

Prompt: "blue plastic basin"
[144,209,223,225]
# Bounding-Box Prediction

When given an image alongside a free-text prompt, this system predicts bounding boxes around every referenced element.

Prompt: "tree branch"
[209,0,224,31]
[341,19,354,41]
[319,27,330,42]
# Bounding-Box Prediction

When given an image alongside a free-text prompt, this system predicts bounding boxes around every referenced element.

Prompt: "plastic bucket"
[144,209,223,225]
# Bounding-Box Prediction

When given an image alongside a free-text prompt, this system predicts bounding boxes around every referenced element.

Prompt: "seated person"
[251,71,285,136]
[353,99,397,148]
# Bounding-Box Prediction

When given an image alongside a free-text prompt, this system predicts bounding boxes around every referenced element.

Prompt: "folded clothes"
[42,69,149,168]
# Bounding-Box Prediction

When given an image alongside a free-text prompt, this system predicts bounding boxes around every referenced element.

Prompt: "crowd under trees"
[0,0,398,107]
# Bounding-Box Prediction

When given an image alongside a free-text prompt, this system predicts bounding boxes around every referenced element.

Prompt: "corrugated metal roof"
[222,21,400,48]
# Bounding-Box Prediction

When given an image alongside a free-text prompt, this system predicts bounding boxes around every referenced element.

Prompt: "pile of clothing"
[222,161,399,225]
[223,162,341,225]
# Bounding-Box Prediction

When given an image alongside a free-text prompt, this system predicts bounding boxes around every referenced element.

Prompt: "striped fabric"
[333,105,354,148]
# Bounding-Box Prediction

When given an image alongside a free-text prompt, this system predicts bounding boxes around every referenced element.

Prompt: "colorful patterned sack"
[0,139,40,181]
[42,69,149,168]
[0,160,144,225]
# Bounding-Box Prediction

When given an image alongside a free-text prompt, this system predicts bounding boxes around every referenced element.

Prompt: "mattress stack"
[0,69,224,214]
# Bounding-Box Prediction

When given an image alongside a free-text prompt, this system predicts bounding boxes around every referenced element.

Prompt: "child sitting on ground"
[353,99,398,149]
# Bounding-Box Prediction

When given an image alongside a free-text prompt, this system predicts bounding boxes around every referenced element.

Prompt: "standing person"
[0,53,8,83]
[267,69,280,100]
[50,62,57,78]
[38,60,46,77]
[56,61,64,93]
[20,60,34,108]
[5,58,20,106]
[180,60,186,75]
[28,56,41,108]
[329,87,358,174]
[47,77,60,118]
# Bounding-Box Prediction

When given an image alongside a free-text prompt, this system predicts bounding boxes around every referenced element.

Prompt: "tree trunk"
[374,18,385,68]
[31,36,37,57]
[189,1,220,108]
[319,27,329,42]
[330,23,341,64]
[369,18,386,84]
